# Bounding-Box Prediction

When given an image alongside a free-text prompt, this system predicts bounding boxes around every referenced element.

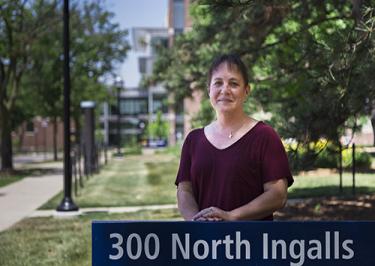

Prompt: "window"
[151,37,168,54]
[139,57,147,74]
[26,121,34,132]
[120,98,148,115]
[173,0,184,30]
[153,98,168,113]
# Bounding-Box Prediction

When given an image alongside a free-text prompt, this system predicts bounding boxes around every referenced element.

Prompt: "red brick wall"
[12,117,66,152]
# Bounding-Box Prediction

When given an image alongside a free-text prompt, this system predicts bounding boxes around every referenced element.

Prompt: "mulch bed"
[276,193,375,220]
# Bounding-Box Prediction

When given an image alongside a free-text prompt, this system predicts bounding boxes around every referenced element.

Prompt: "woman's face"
[208,62,249,114]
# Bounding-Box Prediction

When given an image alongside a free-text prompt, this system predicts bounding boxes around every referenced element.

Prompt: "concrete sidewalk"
[0,161,63,232]
[29,204,178,218]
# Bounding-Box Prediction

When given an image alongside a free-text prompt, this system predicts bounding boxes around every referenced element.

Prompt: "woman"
[175,54,294,221]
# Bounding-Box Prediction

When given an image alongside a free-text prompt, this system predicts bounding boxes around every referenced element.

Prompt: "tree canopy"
[151,0,375,151]
[0,0,129,171]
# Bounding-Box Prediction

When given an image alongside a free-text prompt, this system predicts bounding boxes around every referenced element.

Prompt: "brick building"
[12,117,65,153]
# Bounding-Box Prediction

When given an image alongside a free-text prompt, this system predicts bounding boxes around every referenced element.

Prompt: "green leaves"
[152,0,375,161]
[146,111,169,140]
[0,0,130,169]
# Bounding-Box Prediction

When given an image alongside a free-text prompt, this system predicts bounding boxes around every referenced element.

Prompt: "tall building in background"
[100,27,171,148]
[102,0,198,147]
[100,0,203,148]
[131,27,171,146]
[168,0,192,43]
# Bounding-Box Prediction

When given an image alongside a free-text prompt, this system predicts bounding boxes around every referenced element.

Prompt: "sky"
[105,0,168,88]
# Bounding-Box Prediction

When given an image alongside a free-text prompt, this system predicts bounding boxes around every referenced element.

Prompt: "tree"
[190,98,214,129]
[22,0,63,160]
[0,0,129,171]
[146,111,169,141]
[68,1,129,143]
[151,0,375,158]
[0,0,59,172]
[23,0,129,159]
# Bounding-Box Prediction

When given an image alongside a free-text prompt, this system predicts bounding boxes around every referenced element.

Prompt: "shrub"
[286,140,372,171]
[341,148,372,169]
[123,135,142,155]
[315,148,337,168]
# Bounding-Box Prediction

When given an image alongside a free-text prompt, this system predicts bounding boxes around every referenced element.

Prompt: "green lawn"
[41,152,375,209]
[0,209,181,266]
[289,172,375,198]
[0,174,24,188]
[2,152,375,265]
[41,153,179,209]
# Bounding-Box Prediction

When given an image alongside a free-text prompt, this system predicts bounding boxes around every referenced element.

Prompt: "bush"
[341,148,372,169]
[286,140,372,171]
[315,146,372,170]
[286,140,332,172]
[123,136,142,155]
[315,148,337,168]
[146,111,169,140]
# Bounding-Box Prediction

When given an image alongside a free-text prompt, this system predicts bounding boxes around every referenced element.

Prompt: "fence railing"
[71,142,108,197]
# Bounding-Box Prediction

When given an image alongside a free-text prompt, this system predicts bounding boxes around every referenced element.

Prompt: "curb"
[29,204,178,218]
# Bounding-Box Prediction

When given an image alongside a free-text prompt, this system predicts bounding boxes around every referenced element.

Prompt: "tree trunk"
[0,104,14,172]
[74,115,81,146]
[53,116,58,161]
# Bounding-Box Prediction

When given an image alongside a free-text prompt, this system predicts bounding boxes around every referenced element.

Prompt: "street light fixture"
[57,0,78,212]
[114,76,123,156]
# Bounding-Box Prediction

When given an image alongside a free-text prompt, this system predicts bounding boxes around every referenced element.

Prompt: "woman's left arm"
[192,178,288,221]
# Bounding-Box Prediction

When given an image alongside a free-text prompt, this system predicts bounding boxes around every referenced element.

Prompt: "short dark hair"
[207,54,249,88]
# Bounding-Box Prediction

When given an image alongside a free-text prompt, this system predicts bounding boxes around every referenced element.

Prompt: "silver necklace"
[217,121,245,139]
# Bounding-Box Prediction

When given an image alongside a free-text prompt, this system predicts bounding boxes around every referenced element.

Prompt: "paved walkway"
[30,204,178,218]
[0,156,63,232]
[0,174,62,232]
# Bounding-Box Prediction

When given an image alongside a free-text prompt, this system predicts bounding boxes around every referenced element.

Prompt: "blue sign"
[92,221,375,266]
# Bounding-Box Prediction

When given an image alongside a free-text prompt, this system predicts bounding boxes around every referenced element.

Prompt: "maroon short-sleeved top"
[175,121,293,220]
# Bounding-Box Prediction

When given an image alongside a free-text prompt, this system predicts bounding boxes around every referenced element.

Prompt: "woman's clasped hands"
[192,206,233,221]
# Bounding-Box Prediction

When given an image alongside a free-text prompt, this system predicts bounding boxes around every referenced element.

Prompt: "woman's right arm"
[177,181,199,221]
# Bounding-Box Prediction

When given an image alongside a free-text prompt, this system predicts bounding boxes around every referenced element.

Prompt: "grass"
[289,172,375,198]
[2,151,375,265]
[41,153,179,209]
[0,209,181,266]
[0,167,57,188]
[41,151,375,209]
[0,173,24,188]
[155,144,182,157]
[0,159,63,188]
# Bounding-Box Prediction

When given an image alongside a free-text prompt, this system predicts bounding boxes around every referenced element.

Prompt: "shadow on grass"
[355,168,375,174]
[145,161,177,186]
[289,186,375,199]
[146,173,162,185]
[21,167,63,176]
[1,167,61,177]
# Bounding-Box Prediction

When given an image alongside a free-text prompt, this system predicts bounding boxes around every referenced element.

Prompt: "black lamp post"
[57,0,78,212]
[114,76,123,156]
